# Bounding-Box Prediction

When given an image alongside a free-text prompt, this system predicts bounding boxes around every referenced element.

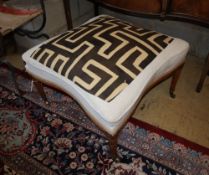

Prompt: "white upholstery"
[22,15,189,136]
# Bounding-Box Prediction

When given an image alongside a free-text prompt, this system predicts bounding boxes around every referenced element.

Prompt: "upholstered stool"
[22,15,189,157]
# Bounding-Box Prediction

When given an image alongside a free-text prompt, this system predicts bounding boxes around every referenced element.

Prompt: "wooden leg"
[196,54,209,93]
[33,80,48,104]
[0,34,3,56]
[107,134,118,160]
[0,159,4,175]
[11,33,18,53]
[94,3,99,16]
[169,64,184,98]
[63,0,73,30]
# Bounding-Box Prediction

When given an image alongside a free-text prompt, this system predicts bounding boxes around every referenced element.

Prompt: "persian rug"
[0,64,209,175]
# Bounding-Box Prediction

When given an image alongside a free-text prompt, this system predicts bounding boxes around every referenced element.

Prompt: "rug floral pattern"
[0,66,209,175]
[0,108,36,155]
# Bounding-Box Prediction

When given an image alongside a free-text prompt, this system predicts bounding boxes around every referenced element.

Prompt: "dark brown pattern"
[31,16,173,101]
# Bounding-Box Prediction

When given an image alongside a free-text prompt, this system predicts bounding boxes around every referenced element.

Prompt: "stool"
[22,15,189,158]
[196,54,209,92]
[0,4,43,95]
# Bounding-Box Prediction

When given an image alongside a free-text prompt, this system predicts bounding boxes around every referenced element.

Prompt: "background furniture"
[0,0,49,55]
[0,1,42,94]
[196,54,209,92]
[63,0,209,91]
[0,0,48,95]
[87,0,209,27]
[0,6,42,55]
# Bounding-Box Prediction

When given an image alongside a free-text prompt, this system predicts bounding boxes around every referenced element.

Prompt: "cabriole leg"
[33,80,48,104]
[107,134,118,160]
[169,64,184,98]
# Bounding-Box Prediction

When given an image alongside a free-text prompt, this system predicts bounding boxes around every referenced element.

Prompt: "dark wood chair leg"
[0,34,3,56]
[0,159,4,175]
[63,0,73,30]
[94,3,99,16]
[196,54,209,92]
[11,32,18,53]
[107,134,118,160]
[33,80,48,104]
[169,64,184,98]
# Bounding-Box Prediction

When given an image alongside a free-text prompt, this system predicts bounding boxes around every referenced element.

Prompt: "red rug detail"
[130,118,209,155]
[0,5,39,15]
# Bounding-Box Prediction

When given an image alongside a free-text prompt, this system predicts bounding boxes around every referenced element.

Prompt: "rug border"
[129,117,209,155]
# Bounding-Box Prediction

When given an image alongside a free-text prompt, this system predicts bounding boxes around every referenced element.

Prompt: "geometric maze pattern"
[31,15,173,102]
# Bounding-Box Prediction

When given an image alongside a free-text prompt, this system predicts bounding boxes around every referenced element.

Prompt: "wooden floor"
[134,56,209,148]
[5,53,209,148]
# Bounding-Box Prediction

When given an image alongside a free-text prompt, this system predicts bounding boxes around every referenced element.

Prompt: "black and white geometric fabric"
[31,15,173,102]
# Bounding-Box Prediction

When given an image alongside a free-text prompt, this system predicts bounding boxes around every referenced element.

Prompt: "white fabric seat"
[22,15,189,136]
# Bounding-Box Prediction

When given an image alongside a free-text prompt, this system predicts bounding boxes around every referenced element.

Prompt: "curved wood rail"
[87,0,209,28]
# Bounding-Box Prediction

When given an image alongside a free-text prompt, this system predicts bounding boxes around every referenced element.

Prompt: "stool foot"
[196,84,202,93]
[169,64,184,98]
[169,91,176,98]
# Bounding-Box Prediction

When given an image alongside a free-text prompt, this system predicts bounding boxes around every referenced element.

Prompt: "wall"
[70,0,94,27]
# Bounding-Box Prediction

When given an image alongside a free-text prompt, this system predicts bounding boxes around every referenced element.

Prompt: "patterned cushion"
[31,15,173,102]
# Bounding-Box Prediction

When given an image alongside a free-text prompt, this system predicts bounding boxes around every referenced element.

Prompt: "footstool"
[22,15,189,157]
